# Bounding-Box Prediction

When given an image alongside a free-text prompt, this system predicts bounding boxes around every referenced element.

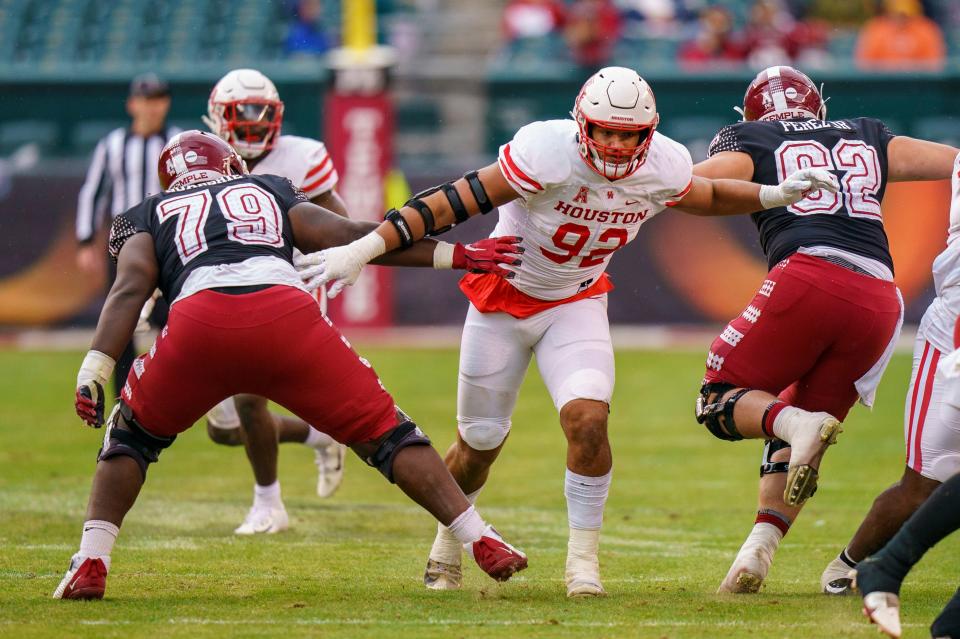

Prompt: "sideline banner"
[323,92,394,328]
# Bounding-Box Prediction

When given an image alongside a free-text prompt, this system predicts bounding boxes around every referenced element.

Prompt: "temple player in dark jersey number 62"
[53,130,527,600]
[690,65,959,595]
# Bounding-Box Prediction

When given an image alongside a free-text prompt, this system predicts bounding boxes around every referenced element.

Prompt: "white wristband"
[351,232,388,264]
[758,184,787,209]
[432,241,455,269]
[78,350,116,388]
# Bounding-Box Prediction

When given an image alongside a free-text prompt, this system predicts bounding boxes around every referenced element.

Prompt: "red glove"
[453,236,523,278]
[75,381,106,428]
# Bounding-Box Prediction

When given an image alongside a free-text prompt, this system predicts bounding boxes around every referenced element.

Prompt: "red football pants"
[122,285,397,442]
[703,253,901,420]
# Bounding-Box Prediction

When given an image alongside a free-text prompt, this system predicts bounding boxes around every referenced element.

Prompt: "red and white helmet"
[739,65,827,122]
[203,69,284,160]
[572,66,659,180]
[158,130,247,190]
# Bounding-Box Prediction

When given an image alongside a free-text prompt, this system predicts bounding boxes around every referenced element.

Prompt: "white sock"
[568,527,600,562]
[565,469,612,530]
[771,406,803,443]
[79,520,119,571]
[738,522,783,558]
[430,488,482,564]
[446,505,487,546]
[304,427,335,449]
[253,480,282,509]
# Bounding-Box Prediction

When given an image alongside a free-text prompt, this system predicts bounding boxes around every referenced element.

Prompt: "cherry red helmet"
[158,130,247,190]
[740,65,826,122]
[572,66,659,180]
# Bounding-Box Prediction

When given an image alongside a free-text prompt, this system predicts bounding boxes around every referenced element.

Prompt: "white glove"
[294,233,387,298]
[759,168,839,209]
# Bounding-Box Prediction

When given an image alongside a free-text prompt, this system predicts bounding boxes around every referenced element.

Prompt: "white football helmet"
[203,69,284,160]
[572,66,659,180]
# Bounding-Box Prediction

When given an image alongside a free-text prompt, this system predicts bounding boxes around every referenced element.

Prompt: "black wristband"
[463,170,493,214]
[384,208,414,248]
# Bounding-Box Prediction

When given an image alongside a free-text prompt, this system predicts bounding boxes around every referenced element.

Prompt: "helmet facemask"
[216,99,283,160]
[577,113,659,181]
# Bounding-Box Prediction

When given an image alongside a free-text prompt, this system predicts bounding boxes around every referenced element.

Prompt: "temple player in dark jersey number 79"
[53,130,527,600]
[691,65,959,595]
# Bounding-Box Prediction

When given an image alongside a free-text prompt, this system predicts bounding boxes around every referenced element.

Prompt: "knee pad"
[695,382,747,441]
[206,397,240,430]
[760,438,791,477]
[364,420,431,483]
[553,368,613,412]
[458,416,511,451]
[98,402,176,479]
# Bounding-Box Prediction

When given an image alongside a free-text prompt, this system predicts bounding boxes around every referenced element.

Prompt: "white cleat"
[315,443,346,498]
[565,555,606,598]
[862,591,903,638]
[234,504,289,535]
[784,411,842,506]
[821,556,856,595]
[717,531,777,594]
[423,558,463,590]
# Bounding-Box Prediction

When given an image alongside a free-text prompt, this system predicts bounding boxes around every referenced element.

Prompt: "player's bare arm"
[310,189,349,217]
[75,232,158,428]
[672,170,838,217]
[692,150,755,181]
[887,136,959,182]
[90,233,158,361]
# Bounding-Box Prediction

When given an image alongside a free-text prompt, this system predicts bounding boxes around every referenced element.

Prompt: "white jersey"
[918,152,960,354]
[495,120,693,301]
[252,135,338,199]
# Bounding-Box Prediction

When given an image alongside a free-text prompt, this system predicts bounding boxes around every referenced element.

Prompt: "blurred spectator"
[616,0,685,37]
[855,0,945,69]
[801,0,876,27]
[564,0,623,70]
[678,5,745,66]
[285,0,332,56]
[502,0,566,41]
[741,0,827,68]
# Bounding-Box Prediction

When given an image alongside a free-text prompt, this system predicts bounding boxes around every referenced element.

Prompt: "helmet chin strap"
[733,106,747,121]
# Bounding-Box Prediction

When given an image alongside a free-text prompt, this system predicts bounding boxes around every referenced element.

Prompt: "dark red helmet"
[158,130,247,190]
[740,65,826,122]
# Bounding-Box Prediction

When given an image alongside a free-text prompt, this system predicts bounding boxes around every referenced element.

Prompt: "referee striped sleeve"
[76,137,110,243]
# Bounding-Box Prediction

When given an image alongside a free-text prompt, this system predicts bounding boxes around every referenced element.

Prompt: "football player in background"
[299,66,838,597]
[690,65,959,595]
[854,164,960,639]
[201,69,349,536]
[55,131,526,600]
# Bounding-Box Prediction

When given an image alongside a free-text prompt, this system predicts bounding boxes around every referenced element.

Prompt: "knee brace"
[458,416,511,451]
[206,397,240,430]
[98,402,176,479]
[554,368,613,412]
[364,421,432,483]
[760,438,791,477]
[695,382,748,441]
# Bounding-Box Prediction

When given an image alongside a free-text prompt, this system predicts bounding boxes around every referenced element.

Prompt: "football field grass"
[2,346,959,638]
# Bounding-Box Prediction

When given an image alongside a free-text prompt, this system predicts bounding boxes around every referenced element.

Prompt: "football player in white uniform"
[298,66,838,597]
[202,69,348,535]
[821,151,960,597]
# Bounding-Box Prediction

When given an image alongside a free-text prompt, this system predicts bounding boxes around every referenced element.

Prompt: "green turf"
[1,347,957,638]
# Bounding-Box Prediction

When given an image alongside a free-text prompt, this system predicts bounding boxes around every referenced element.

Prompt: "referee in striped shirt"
[75,73,180,398]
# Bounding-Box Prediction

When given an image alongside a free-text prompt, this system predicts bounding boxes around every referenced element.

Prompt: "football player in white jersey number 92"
[299,66,839,597]
[202,69,349,535]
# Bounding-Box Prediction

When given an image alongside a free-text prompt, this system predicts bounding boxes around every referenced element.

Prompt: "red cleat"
[52,555,107,600]
[467,526,528,582]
